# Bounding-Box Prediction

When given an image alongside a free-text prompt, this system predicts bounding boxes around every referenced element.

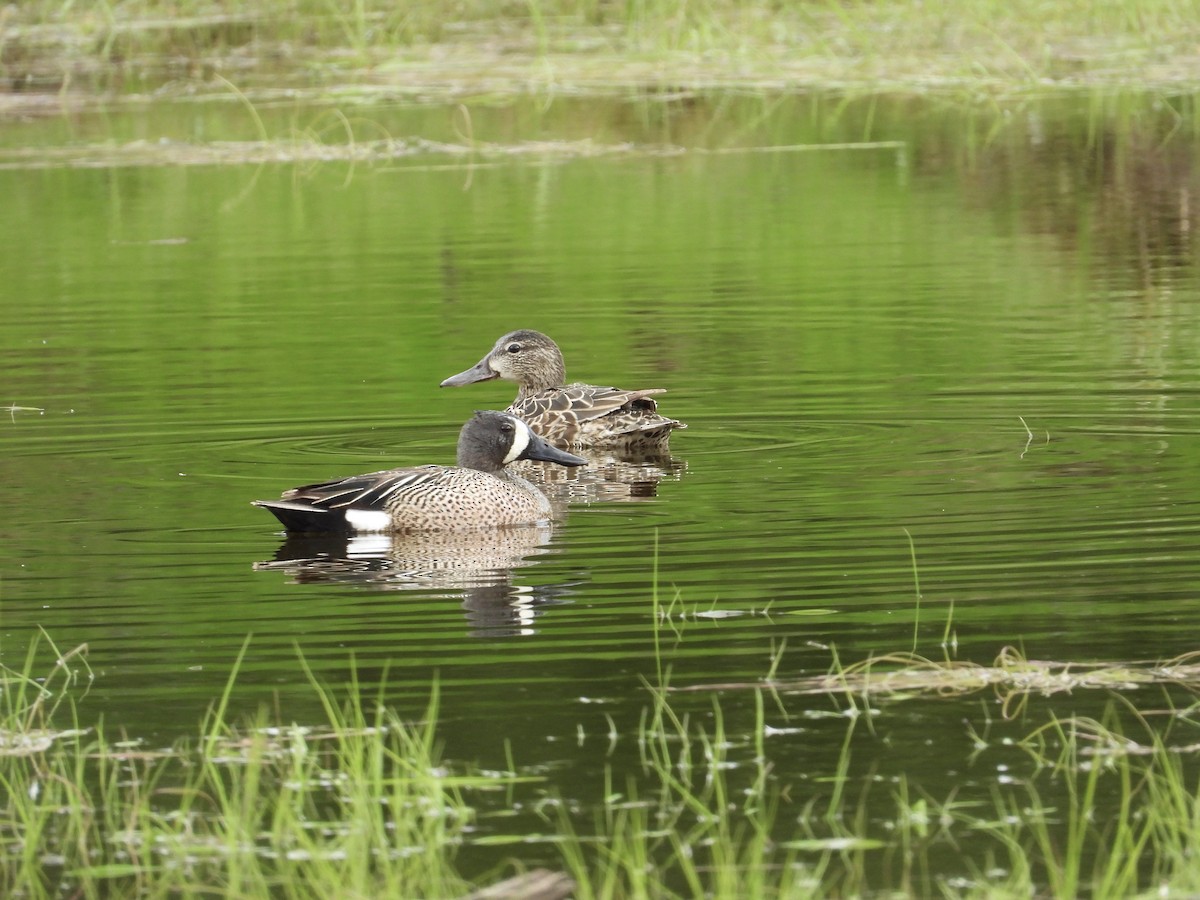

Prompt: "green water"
[4,92,1200,888]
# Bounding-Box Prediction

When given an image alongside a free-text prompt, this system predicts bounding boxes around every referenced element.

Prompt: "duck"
[439,330,685,451]
[253,410,586,533]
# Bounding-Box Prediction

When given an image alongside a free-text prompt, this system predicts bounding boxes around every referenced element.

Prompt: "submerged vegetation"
[7,630,1200,896]
[678,645,1200,711]
[4,0,1200,102]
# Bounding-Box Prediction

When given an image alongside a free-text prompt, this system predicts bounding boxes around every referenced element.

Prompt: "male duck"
[439,330,685,451]
[253,411,586,533]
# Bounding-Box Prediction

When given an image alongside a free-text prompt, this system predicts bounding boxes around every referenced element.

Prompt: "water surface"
[4,91,1200,886]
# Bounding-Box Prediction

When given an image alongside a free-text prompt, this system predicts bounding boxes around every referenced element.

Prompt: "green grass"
[4,0,1200,97]
[9,631,1200,896]
[961,703,1185,898]
[1,635,478,899]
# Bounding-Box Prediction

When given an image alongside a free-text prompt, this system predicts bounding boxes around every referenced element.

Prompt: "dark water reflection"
[255,527,571,637]
[4,91,1200,885]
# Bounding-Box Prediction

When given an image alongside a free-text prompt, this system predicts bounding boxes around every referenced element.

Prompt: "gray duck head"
[458,410,586,473]
[441,330,567,393]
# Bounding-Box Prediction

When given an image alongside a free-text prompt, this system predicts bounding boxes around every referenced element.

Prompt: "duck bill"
[521,432,587,467]
[440,357,497,388]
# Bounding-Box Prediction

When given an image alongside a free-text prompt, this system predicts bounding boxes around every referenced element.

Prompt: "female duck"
[253,411,586,533]
[439,330,685,451]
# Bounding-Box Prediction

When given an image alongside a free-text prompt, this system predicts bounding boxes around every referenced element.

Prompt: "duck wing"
[279,465,448,511]
[518,384,668,424]
[512,384,684,448]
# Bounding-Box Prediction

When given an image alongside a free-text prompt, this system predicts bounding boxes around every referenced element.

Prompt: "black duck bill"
[516,427,587,467]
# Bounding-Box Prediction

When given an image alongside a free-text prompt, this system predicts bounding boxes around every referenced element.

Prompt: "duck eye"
[506,343,521,354]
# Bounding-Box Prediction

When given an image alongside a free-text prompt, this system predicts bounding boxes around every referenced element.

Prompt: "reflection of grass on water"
[6,0,1200,92]
[7,633,1200,896]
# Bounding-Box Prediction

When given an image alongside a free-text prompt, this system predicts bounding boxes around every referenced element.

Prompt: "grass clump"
[13,628,1200,896]
[674,646,1200,715]
[959,702,1200,898]
[0,635,476,899]
[5,0,1200,97]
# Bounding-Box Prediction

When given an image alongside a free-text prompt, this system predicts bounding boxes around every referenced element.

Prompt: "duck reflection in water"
[251,409,682,634]
[254,527,577,638]
[440,332,689,503]
[252,411,588,636]
[509,446,687,511]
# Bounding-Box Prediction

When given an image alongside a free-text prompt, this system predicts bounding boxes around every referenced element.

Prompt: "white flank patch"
[344,509,393,532]
[502,417,532,464]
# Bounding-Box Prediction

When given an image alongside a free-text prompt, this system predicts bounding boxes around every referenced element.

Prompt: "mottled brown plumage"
[439,330,685,451]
